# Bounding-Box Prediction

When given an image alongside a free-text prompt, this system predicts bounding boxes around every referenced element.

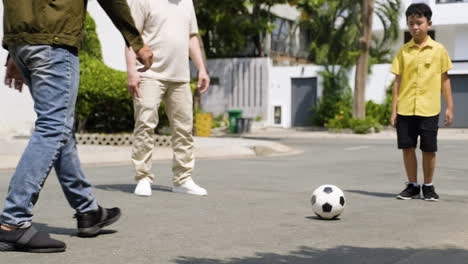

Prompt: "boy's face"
[407,14,432,41]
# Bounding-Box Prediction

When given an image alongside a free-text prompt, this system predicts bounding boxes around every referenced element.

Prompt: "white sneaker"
[134,178,152,196]
[173,179,207,196]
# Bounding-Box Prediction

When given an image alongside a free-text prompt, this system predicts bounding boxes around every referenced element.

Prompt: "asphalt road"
[1,138,467,263]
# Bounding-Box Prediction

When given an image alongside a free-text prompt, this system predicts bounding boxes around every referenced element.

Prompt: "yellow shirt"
[391,37,453,116]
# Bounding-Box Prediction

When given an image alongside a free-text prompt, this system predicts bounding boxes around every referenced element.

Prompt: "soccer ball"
[310,184,346,220]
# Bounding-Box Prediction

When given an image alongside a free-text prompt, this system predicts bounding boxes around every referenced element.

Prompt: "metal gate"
[291,78,317,127]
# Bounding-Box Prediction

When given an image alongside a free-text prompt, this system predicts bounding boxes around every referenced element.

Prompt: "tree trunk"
[353,0,374,119]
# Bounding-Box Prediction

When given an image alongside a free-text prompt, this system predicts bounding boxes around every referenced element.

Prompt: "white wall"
[453,26,468,60]
[0,4,36,138]
[363,64,395,104]
[0,3,126,137]
[450,62,468,75]
[269,65,322,127]
[88,1,127,71]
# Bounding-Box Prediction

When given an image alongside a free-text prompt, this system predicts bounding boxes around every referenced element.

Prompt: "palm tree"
[293,0,401,123]
[354,0,401,119]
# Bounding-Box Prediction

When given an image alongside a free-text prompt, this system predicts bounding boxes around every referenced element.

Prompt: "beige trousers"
[132,77,194,185]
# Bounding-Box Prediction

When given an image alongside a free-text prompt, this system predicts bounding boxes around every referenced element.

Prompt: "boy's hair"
[406,3,432,21]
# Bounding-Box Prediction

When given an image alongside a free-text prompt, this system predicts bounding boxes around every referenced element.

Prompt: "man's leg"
[165,82,206,195]
[0,45,76,252]
[131,77,164,195]
[0,45,85,227]
[49,46,98,213]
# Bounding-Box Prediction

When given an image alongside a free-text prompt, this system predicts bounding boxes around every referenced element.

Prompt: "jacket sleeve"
[96,0,144,53]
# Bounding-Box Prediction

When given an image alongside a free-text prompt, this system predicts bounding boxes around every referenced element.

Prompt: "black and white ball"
[310,184,346,219]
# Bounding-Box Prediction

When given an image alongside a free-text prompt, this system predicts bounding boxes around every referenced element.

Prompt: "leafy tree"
[292,0,401,126]
[194,0,289,58]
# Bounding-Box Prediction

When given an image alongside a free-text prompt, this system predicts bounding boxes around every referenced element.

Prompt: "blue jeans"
[1,45,98,228]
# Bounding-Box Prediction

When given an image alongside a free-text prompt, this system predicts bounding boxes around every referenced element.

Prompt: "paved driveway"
[1,138,467,263]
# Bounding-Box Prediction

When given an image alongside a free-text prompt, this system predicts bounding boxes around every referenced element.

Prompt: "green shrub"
[312,68,353,126]
[349,117,381,134]
[326,115,382,134]
[365,85,393,126]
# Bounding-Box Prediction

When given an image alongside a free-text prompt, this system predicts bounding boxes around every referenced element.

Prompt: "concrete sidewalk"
[0,136,295,171]
[2,127,468,170]
[243,127,468,140]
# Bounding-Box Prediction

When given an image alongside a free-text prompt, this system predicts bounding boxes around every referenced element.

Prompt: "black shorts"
[396,114,439,152]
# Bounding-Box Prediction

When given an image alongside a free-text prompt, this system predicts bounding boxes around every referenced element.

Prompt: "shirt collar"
[408,36,435,49]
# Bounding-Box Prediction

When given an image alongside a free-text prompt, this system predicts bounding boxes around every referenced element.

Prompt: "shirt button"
[54,36,59,41]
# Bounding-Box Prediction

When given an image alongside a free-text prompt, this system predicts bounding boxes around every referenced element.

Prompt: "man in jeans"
[0,0,153,253]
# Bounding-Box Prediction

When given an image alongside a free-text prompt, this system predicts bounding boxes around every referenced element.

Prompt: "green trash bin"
[227,109,242,133]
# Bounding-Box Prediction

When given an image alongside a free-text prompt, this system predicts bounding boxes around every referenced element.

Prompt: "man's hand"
[445,108,454,127]
[5,57,25,92]
[390,111,397,128]
[197,70,210,94]
[136,45,153,72]
[127,72,141,98]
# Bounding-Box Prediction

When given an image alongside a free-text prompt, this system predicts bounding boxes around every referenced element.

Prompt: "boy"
[391,3,454,201]
[125,0,210,196]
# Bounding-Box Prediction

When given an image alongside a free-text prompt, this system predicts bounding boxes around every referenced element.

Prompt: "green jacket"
[3,0,144,52]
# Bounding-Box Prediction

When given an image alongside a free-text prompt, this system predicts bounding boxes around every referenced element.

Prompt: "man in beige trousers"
[125,0,210,196]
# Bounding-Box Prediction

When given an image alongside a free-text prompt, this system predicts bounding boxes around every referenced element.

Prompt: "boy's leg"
[422,152,436,184]
[396,115,420,199]
[402,148,418,183]
[164,81,206,195]
[131,78,165,186]
[419,115,439,201]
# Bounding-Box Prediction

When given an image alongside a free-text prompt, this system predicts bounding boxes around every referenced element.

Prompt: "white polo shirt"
[127,0,199,82]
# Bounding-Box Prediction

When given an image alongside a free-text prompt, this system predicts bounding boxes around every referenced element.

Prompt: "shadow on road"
[35,223,117,237]
[174,246,468,264]
[345,190,396,198]
[94,184,172,194]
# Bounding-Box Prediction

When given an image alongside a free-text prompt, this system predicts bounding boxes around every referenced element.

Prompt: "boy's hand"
[390,112,397,128]
[444,108,453,127]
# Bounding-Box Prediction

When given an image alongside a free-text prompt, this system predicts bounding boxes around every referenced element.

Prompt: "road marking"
[344,146,371,151]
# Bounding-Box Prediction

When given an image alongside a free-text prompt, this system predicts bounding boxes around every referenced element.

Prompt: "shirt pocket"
[423,55,441,75]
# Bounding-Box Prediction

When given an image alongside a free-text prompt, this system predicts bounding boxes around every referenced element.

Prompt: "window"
[436,0,468,3]
[274,106,282,125]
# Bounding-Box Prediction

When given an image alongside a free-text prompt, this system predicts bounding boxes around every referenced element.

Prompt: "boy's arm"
[189,35,210,94]
[97,0,153,71]
[125,47,141,98]
[390,75,401,128]
[442,72,454,126]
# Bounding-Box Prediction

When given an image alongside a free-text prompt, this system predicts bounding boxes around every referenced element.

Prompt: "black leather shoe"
[0,225,66,253]
[75,206,121,237]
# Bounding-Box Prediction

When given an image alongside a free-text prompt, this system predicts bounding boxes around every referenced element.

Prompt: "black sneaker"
[396,183,420,200]
[75,206,121,237]
[422,185,439,201]
[0,225,66,253]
